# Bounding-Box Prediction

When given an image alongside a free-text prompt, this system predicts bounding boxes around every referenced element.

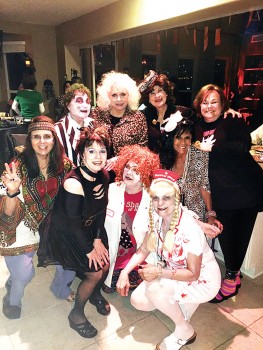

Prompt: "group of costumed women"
[1,70,262,350]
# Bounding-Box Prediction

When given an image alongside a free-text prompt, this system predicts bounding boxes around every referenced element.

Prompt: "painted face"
[151,182,176,218]
[82,141,107,173]
[200,91,222,122]
[67,92,91,125]
[31,130,55,157]
[149,85,167,109]
[152,190,176,218]
[173,131,192,155]
[109,87,129,114]
[123,160,142,191]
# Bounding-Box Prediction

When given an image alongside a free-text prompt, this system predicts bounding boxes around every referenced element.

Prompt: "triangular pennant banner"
[246,11,253,28]
[204,26,208,51]
[215,28,221,46]
[193,29,197,47]
[156,33,161,53]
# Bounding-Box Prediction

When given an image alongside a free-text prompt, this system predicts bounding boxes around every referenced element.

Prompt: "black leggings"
[216,206,258,272]
[69,263,109,324]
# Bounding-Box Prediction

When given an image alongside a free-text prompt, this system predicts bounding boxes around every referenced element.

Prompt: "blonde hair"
[96,71,141,110]
[149,180,178,197]
[147,180,181,253]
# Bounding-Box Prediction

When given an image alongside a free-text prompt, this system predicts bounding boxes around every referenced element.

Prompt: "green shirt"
[15,90,43,119]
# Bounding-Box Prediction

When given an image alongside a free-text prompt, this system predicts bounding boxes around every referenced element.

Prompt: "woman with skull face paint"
[55,83,93,165]
[51,83,94,303]
[103,145,160,293]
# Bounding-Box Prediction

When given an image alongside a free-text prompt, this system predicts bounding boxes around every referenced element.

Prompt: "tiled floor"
[0,255,262,350]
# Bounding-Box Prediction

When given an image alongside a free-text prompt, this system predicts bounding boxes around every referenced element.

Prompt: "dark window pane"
[141,55,156,78]
[94,45,115,85]
[214,59,226,89]
[177,59,194,91]
[6,53,25,90]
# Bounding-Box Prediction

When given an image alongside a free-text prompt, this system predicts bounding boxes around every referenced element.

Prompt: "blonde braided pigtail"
[146,200,157,252]
[162,192,181,253]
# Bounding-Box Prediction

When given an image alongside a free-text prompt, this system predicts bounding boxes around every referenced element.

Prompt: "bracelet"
[157,264,162,280]
[205,210,217,220]
[6,189,20,198]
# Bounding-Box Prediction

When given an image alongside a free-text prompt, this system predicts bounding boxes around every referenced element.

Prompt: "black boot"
[225,269,239,280]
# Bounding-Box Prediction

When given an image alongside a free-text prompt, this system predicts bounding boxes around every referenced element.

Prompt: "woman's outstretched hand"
[104,157,118,171]
[224,108,242,119]
[116,271,130,296]
[197,220,222,238]
[2,162,21,194]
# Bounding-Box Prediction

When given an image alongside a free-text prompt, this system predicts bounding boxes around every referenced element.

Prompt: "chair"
[11,134,27,146]
[11,134,27,154]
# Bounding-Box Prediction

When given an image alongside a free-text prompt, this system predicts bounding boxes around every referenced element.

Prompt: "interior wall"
[1,0,262,113]
[56,0,263,47]
[64,45,81,82]
[0,21,59,115]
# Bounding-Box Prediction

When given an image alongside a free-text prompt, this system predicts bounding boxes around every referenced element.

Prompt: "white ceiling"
[0,0,118,26]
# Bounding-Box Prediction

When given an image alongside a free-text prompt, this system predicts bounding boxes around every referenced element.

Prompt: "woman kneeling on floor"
[103,144,160,293]
[116,169,221,350]
[46,127,111,338]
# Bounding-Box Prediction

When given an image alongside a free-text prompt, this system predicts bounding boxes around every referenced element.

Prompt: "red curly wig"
[114,145,160,189]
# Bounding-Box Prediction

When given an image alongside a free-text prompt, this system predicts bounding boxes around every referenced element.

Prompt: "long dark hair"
[160,120,194,170]
[18,116,66,178]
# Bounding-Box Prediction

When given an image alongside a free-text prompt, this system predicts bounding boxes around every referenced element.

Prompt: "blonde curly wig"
[96,71,141,111]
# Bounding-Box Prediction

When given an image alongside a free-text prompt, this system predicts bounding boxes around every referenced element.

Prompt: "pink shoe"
[209,278,238,304]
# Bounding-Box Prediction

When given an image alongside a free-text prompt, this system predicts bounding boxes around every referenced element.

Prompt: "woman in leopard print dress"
[160,117,223,230]
[92,71,148,174]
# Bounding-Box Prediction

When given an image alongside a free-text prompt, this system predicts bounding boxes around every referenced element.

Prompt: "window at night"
[214,59,226,88]
[177,58,194,107]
